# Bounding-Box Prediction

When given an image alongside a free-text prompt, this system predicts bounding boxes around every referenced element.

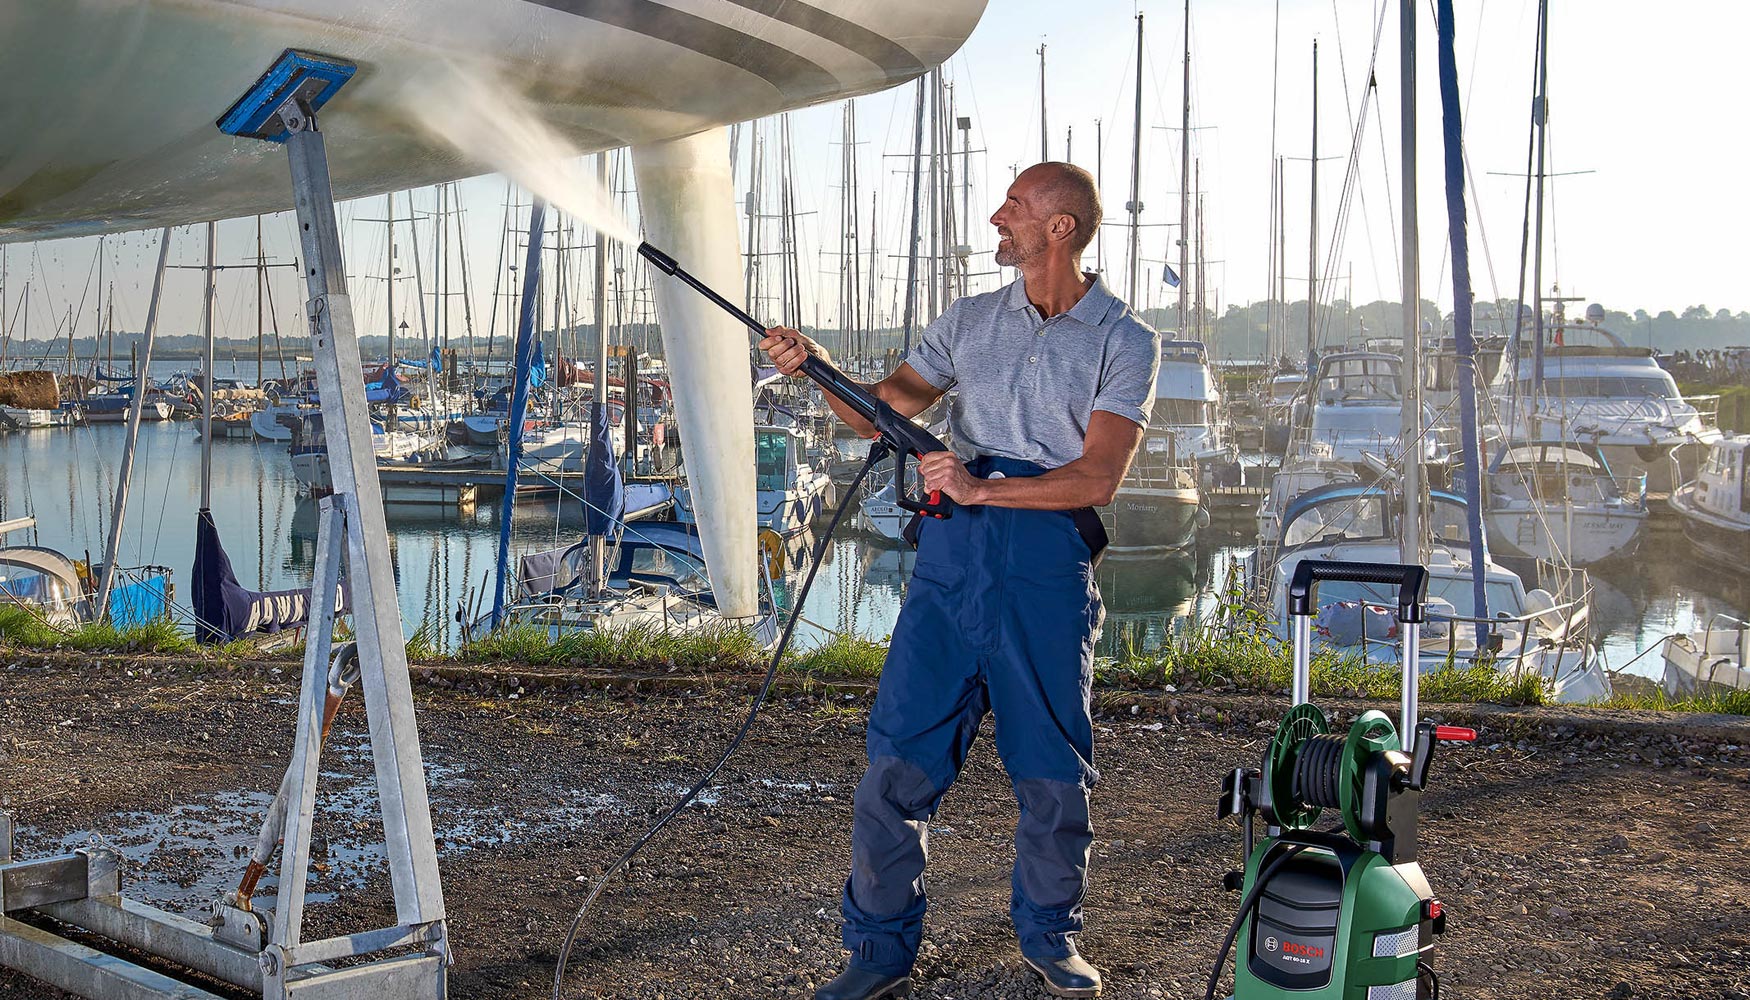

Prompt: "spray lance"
[637,242,954,521]
[553,243,949,997]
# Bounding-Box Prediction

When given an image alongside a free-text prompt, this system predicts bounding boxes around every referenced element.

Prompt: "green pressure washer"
[1208,560,1476,1000]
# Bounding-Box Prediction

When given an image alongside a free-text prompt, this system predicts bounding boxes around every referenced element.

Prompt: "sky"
[2,0,1745,352]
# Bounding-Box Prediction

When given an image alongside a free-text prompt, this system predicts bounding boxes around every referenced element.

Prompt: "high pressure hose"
[552,444,891,998]
[1204,844,1308,1000]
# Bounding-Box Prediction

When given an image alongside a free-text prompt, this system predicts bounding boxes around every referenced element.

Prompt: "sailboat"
[1258,483,1610,702]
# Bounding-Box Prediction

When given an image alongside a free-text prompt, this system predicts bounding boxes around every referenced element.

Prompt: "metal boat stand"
[0,51,449,999]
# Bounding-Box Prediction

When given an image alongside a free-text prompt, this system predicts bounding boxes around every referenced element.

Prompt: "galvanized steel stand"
[0,51,448,1000]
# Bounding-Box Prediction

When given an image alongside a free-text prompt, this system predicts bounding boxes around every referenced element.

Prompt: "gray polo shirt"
[903,273,1161,469]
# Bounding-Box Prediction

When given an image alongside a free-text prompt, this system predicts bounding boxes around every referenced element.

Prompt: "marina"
[1,2,1747,1000]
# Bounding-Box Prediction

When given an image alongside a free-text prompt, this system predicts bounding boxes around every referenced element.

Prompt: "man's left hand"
[917,451,984,504]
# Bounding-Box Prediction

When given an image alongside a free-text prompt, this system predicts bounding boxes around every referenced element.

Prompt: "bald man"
[763,163,1160,999]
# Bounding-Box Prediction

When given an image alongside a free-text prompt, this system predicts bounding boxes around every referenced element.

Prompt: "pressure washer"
[1208,560,1476,1000]
[552,244,955,996]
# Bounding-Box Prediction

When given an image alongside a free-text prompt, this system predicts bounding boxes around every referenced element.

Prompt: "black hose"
[551,444,890,999]
[1291,734,1346,810]
[1204,845,1307,1000]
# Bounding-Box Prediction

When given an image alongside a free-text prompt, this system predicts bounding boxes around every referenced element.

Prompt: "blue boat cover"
[192,508,336,643]
[584,400,623,536]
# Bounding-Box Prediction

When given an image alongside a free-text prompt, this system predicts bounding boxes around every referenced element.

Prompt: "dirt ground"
[0,655,1746,1000]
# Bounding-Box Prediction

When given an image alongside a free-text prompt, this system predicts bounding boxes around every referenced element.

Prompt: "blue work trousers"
[841,456,1102,976]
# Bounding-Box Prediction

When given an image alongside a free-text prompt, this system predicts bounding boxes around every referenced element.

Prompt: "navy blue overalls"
[840,455,1102,976]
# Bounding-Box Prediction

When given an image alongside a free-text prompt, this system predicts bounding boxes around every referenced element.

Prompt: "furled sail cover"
[192,508,343,642]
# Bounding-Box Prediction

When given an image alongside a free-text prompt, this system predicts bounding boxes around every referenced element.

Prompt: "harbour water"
[3,396,1736,680]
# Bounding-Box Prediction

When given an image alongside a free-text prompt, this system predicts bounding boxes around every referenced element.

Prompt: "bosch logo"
[1264,936,1279,953]
[1282,940,1326,959]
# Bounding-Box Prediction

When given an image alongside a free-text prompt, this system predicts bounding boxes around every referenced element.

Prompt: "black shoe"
[1022,952,1102,998]
[813,963,913,1000]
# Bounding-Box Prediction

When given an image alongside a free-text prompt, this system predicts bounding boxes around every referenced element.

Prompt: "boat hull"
[0,0,987,241]
[1485,506,1646,566]
[1102,487,1202,552]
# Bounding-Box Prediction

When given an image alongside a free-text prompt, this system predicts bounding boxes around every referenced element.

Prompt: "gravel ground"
[0,656,1746,999]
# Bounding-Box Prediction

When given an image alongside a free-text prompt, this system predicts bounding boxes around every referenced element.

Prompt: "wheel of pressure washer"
[1338,710,1401,842]
[1264,703,1329,830]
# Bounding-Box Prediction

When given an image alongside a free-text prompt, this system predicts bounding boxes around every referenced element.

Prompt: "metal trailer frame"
[0,51,449,1000]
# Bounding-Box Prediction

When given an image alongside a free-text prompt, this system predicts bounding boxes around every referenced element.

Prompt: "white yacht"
[1258,483,1611,703]
[1144,341,1239,488]
[1668,435,1750,569]
[676,424,834,537]
[1291,351,1447,470]
[1485,441,1648,566]
[1493,310,1720,495]
[1660,614,1750,697]
[282,412,446,496]
[1259,370,1306,453]
[858,475,911,543]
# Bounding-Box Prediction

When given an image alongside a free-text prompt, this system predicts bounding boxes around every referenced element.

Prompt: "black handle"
[1287,559,1429,622]
[640,242,956,520]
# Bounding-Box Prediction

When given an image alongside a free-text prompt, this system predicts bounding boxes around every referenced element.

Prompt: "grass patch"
[459,621,767,671]
[0,605,65,647]
[1600,686,1750,716]
[1095,591,1549,706]
[784,634,888,678]
[0,606,197,655]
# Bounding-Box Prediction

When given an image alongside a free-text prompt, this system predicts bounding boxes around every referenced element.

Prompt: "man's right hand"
[758,326,827,376]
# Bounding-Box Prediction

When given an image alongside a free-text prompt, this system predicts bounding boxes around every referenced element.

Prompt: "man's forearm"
[964,461,1120,511]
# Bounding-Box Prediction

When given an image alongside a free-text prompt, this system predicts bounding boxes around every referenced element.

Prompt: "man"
[761,162,1160,1000]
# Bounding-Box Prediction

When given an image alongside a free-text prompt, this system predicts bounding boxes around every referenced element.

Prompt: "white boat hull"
[1485,506,1646,566]
[0,1,986,241]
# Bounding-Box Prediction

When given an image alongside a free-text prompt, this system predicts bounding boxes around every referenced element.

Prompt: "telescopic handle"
[1287,559,1430,622]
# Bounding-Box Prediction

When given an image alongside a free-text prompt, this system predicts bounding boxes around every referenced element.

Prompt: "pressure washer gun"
[638,242,953,520]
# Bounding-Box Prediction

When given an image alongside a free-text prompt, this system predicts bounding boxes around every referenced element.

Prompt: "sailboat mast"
[1278,156,1287,361]
[256,216,265,386]
[1307,40,1319,369]
[1126,13,1144,303]
[385,191,397,428]
[1400,0,1423,566]
[1530,0,1550,390]
[901,76,927,351]
[1178,0,1192,331]
[590,154,611,595]
[1038,43,1049,161]
[97,228,173,621]
[928,68,942,319]
[1094,119,1105,275]
[201,221,216,510]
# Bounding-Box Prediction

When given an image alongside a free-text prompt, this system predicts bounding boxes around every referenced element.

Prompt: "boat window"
[1282,496,1388,547]
[1519,374,1679,399]
[620,544,711,593]
[1151,398,1208,426]
[755,431,791,493]
[1317,359,1401,401]
[0,565,75,611]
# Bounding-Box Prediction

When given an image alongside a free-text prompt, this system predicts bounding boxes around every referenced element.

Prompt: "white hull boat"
[1484,442,1647,566]
[1661,615,1750,697]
